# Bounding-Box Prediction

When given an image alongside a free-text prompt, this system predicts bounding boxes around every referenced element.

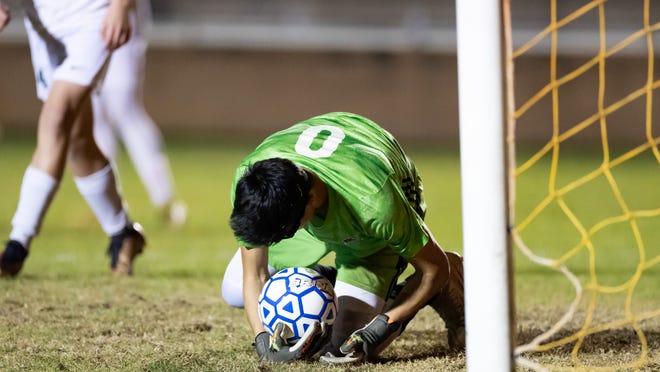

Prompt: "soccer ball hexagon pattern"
[258,267,338,343]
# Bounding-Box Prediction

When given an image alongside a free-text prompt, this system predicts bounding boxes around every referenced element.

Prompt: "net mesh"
[505,0,660,370]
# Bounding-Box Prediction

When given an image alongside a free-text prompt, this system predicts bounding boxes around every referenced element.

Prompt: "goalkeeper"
[223,112,464,363]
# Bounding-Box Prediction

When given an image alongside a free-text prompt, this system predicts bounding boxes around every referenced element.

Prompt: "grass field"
[0,134,658,371]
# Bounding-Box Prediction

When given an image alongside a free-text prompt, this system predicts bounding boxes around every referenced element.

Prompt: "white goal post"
[456,0,514,371]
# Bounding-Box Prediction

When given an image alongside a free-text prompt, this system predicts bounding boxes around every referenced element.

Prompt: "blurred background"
[0,0,657,145]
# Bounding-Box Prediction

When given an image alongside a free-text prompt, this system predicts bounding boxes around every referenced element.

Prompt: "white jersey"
[23,0,116,100]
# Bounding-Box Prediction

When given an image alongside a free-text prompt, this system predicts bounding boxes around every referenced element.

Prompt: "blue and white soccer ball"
[258,267,338,343]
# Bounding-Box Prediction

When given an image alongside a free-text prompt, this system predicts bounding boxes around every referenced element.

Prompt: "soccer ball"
[258,267,338,343]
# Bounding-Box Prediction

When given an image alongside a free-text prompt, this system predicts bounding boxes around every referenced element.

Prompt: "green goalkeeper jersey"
[231,112,429,272]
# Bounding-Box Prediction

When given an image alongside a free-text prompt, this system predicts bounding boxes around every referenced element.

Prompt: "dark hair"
[230,158,313,246]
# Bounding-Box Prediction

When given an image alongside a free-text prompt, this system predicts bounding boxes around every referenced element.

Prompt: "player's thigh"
[334,248,404,300]
[323,281,386,355]
[46,29,110,144]
[268,229,330,270]
[101,35,147,98]
[37,81,90,142]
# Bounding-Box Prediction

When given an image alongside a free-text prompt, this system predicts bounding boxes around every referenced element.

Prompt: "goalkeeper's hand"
[321,314,404,364]
[253,322,331,362]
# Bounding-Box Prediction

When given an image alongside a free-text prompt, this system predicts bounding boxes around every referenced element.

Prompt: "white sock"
[74,164,128,236]
[9,166,60,248]
[118,111,174,207]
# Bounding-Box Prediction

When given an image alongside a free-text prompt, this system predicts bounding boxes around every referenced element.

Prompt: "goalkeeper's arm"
[324,230,450,363]
[240,246,271,338]
[385,232,449,322]
[241,246,331,362]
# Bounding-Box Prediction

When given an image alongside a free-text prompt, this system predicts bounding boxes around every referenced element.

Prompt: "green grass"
[0,134,658,371]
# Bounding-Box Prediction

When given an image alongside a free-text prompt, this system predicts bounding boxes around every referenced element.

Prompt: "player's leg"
[91,92,119,163]
[425,250,464,350]
[323,281,386,356]
[322,249,405,358]
[385,249,464,352]
[97,15,185,226]
[1,80,106,278]
[1,16,73,277]
[1,3,145,277]
[69,93,146,276]
[113,92,185,226]
[1,165,58,276]
[55,10,148,276]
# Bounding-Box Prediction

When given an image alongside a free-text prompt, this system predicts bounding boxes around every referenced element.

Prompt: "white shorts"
[23,0,113,101]
[100,0,151,94]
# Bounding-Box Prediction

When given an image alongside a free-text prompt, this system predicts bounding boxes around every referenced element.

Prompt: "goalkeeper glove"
[253,322,330,362]
[329,313,405,363]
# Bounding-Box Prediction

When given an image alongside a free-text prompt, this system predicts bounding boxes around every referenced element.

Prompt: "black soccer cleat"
[107,223,146,276]
[0,240,29,278]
